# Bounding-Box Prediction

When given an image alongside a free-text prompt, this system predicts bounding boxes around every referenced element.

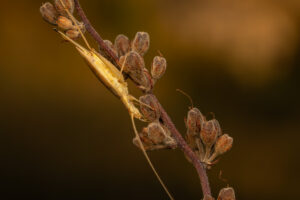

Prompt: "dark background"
[1,0,300,199]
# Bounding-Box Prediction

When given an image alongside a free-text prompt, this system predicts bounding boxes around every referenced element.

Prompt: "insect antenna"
[58,0,91,50]
[130,115,174,200]
[176,89,194,110]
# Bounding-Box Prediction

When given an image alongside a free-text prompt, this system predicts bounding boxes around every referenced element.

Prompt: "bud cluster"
[132,94,177,151]
[40,0,85,39]
[133,122,177,151]
[185,107,233,166]
[98,31,167,92]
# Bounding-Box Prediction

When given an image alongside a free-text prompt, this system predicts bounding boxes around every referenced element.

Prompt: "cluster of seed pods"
[185,107,233,166]
[102,31,167,92]
[97,31,174,150]
[132,94,177,150]
[40,0,85,39]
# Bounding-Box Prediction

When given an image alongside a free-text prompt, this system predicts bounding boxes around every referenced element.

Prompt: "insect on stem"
[56,1,174,199]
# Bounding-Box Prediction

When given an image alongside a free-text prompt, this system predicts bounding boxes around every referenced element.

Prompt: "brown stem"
[74,0,211,196]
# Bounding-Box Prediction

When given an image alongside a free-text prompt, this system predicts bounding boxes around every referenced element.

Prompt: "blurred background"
[1,0,300,199]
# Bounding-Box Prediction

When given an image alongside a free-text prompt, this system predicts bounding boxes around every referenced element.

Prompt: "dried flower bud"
[215,134,233,155]
[57,16,74,30]
[151,56,167,80]
[203,195,215,200]
[217,187,235,200]
[212,119,222,136]
[132,32,150,56]
[147,122,166,144]
[65,29,80,39]
[122,51,151,90]
[133,127,154,150]
[54,0,75,17]
[40,2,59,25]
[200,120,218,147]
[139,94,160,121]
[114,34,130,57]
[186,107,205,136]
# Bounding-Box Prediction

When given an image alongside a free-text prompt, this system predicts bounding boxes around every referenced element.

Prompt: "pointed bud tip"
[217,187,235,200]
[151,56,167,80]
[132,32,150,56]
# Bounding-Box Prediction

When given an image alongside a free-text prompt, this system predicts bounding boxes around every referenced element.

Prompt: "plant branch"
[74,0,211,196]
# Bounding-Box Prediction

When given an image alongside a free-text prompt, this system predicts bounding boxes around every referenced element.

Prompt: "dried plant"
[40,0,235,199]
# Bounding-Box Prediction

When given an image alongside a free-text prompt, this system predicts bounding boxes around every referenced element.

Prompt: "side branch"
[155,95,211,195]
[73,0,211,196]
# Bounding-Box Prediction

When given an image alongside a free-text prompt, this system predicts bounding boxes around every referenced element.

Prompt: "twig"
[74,0,211,196]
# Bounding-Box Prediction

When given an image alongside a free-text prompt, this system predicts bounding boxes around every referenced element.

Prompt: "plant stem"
[73,0,211,196]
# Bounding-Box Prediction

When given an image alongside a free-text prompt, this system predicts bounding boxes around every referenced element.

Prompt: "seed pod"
[147,122,166,144]
[139,94,160,121]
[151,56,167,80]
[207,134,233,163]
[201,120,219,161]
[57,16,74,30]
[122,51,151,90]
[114,34,130,57]
[40,2,59,25]
[186,107,205,136]
[212,119,222,136]
[65,29,80,39]
[133,127,154,150]
[215,134,233,155]
[217,187,235,200]
[203,195,215,200]
[200,120,218,147]
[54,0,75,17]
[132,32,150,56]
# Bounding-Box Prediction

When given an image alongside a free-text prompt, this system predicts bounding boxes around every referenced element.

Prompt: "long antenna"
[176,89,194,109]
[58,0,91,50]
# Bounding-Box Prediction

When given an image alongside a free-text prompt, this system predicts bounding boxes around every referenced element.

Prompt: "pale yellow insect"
[56,1,174,199]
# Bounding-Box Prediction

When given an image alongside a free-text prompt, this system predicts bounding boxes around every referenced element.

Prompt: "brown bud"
[122,51,151,90]
[215,134,233,155]
[57,16,74,30]
[65,29,80,39]
[147,122,166,144]
[122,51,144,73]
[114,34,130,57]
[139,94,160,121]
[151,56,167,80]
[133,127,154,150]
[217,187,235,200]
[54,0,75,17]
[40,2,59,25]
[212,119,222,136]
[186,107,205,136]
[203,195,215,200]
[200,120,218,147]
[132,32,150,56]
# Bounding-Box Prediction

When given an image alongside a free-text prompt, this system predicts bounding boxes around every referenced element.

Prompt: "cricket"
[48,0,174,199]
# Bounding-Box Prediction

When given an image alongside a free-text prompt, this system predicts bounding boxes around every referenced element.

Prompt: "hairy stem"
[74,0,211,196]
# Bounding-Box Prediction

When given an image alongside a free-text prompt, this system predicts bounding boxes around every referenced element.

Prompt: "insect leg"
[130,114,174,200]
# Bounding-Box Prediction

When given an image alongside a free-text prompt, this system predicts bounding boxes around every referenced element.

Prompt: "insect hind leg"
[130,114,174,200]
